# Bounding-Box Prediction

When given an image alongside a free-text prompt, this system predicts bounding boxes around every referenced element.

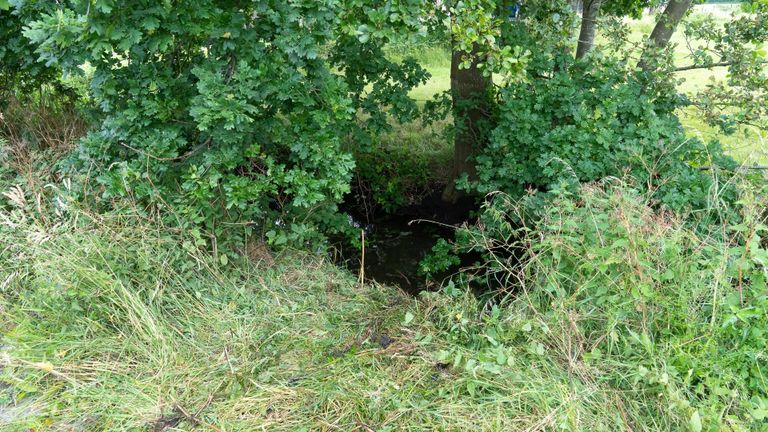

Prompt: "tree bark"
[571,0,582,13]
[575,0,602,59]
[442,43,492,204]
[639,0,694,70]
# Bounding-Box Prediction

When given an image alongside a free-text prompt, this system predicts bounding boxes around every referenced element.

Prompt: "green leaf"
[403,312,414,325]
[466,381,476,397]
[689,411,702,432]
[356,24,370,43]
[752,407,768,421]
[0,0,10,11]
[495,350,507,365]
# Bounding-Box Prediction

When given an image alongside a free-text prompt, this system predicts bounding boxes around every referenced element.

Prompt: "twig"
[359,229,365,285]
[675,60,767,72]
[194,392,216,418]
[173,393,222,432]
[118,138,211,162]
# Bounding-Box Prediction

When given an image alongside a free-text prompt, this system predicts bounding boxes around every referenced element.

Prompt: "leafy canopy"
[18,0,433,247]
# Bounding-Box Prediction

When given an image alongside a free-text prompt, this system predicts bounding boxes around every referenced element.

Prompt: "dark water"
[335,194,476,294]
[336,214,449,294]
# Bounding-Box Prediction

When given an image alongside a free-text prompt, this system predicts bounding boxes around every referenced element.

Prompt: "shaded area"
[335,193,476,294]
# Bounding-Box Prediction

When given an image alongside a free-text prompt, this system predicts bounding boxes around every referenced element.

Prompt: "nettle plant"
[19,0,431,248]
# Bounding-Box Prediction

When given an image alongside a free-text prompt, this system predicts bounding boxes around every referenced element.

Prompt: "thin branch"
[675,60,767,72]
[119,137,211,162]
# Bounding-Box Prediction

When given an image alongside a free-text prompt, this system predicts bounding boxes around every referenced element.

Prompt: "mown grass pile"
[1,171,766,430]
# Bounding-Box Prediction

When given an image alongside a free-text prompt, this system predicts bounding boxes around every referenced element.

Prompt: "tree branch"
[675,60,768,72]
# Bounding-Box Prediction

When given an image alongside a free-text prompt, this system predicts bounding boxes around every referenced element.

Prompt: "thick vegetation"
[2,169,767,430]
[2,0,768,431]
[11,0,433,247]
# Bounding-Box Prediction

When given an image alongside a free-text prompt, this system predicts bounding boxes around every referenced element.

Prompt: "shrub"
[20,2,430,249]
[469,56,739,215]
[439,182,768,430]
[0,1,59,101]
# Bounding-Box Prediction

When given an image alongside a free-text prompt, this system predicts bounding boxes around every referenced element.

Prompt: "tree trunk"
[575,0,602,59]
[571,0,582,14]
[442,43,492,204]
[639,0,694,70]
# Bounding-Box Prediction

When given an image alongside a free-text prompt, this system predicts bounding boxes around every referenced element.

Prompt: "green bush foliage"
[437,182,768,429]
[17,1,430,247]
[0,1,59,101]
[354,145,434,213]
[447,0,766,216]
[469,56,739,215]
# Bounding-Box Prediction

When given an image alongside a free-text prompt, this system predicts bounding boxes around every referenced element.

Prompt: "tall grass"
[0,96,87,155]
[0,95,88,197]
[2,177,766,430]
[1,205,412,430]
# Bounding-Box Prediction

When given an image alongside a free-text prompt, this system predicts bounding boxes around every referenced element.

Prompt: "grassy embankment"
[2,138,767,430]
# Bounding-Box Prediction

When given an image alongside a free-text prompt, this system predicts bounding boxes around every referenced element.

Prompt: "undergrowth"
[2,175,766,431]
[348,118,452,216]
[435,181,768,430]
